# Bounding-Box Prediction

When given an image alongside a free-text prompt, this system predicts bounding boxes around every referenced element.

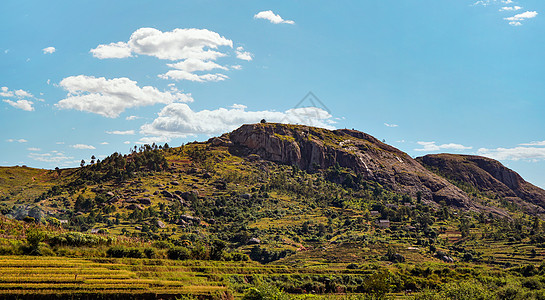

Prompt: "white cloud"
[505,11,538,25]
[27,147,41,151]
[100,142,109,145]
[236,47,253,61]
[500,6,522,11]
[254,10,295,24]
[478,147,545,161]
[158,70,229,82]
[90,28,231,60]
[42,47,56,54]
[166,58,227,73]
[505,11,538,20]
[89,42,132,59]
[474,0,513,6]
[6,139,27,143]
[1,87,41,110]
[384,123,398,128]
[29,151,73,163]
[14,89,33,98]
[2,87,34,98]
[519,141,545,146]
[106,130,135,135]
[415,141,473,152]
[71,144,96,150]
[56,75,193,118]
[124,141,131,144]
[231,65,242,70]
[126,115,140,120]
[3,99,34,111]
[90,27,243,82]
[140,103,334,140]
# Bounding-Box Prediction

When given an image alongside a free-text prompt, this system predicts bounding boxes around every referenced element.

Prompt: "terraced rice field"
[0,256,233,299]
[0,256,378,299]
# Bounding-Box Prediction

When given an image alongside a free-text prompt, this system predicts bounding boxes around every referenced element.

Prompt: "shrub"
[347,263,360,270]
[168,246,191,260]
[242,283,289,300]
[144,248,156,259]
[48,232,113,247]
[152,240,173,249]
[106,246,143,258]
[441,280,492,300]
[225,252,249,262]
[25,228,45,255]
[106,246,127,258]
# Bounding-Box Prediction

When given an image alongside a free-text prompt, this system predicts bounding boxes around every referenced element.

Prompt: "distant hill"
[417,154,545,215]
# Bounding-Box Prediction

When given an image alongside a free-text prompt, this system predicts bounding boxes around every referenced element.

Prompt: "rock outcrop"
[227,123,471,208]
[418,154,545,212]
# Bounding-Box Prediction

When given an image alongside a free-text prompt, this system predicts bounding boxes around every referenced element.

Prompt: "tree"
[260,119,267,123]
[55,167,61,177]
[26,228,45,255]
[80,159,85,167]
[90,155,96,165]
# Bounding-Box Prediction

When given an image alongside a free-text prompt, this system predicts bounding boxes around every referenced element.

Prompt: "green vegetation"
[1,136,545,298]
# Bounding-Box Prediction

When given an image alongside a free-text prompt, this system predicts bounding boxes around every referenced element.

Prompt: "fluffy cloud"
[3,99,34,111]
[478,147,545,161]
[140,103,334,140]
[56,75,193,118]
[254,10,295,24]
[106,130,135,135]
[89,42,132,59]
[1,86,38,111]
[42,47,56,54]
[415,141,473,152]
[505,11,538,26]
[235,47,253,61]
[90,28,244,82]
[71,144,96,150]
[384,123,398,128]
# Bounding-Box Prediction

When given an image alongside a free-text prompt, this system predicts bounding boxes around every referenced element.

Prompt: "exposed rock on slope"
[417,154,545,212]
[227,123,471,208]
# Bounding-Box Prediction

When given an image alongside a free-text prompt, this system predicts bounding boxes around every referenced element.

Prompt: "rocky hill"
[417,154,545,214]
[225,123,471,208]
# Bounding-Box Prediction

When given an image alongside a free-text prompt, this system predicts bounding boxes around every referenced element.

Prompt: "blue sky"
[1,0,544,188]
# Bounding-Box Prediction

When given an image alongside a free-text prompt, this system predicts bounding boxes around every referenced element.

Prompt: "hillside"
[2,123,545,298]
[418,154,545,216]
[229,123,471,208]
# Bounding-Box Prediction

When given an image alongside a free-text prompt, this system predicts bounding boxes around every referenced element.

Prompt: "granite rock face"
[228,123,471,208]
[418,154,545,212]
